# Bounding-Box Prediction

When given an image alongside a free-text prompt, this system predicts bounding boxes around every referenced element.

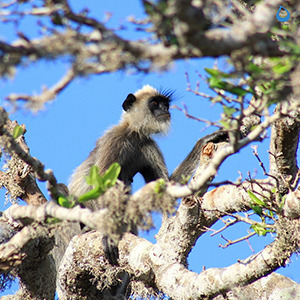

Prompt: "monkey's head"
[122,85,172,136]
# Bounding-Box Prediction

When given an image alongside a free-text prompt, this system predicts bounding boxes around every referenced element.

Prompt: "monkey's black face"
[148,96,170,121]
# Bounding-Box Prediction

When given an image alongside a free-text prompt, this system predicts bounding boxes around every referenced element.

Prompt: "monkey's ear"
[122,94,136,111]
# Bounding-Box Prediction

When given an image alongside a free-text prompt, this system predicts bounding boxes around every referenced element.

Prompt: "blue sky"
[0,0,299,296]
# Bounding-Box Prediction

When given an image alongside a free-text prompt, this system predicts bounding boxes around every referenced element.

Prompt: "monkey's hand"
[102,235,119,266]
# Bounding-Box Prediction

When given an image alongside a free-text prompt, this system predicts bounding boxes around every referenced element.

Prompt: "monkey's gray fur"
[69,85,171,209]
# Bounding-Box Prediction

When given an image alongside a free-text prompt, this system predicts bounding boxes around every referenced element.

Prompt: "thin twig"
[219,231,256,248]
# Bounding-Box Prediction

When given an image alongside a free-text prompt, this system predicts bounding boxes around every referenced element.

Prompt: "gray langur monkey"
[69,85,172,198]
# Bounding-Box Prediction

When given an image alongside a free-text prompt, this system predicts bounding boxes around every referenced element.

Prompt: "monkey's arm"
[170,130,228,182]
[140,140,169,183]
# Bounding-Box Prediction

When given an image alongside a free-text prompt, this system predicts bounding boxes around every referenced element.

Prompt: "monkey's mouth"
[157,113,170,120]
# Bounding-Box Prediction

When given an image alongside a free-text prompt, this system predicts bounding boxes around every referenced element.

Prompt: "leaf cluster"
[78,163,121,202]
[248,191,276,237]
[205,68,253,97]
[58,163,121,208]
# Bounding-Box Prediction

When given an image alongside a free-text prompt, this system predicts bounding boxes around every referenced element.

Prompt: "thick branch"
[269,102,300,189]
[5,202,107,233]
[152,218,299,299]
[60,215,299,300]
[0,113,46,205]
[0,220,56,299]
[0,108,61,201]
[0,221,53,271]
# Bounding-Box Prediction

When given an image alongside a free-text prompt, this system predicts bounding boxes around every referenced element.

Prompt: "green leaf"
[143,0,155,14]
[205,68,223,78]
[260,81,277,95]
[251,224,268,236]
[228,86,250,96]
[102,162,121,188]
[223,105,237,117]
[247,62,263,74]
[219,120,231,130]
[58,195,74,208]
[272,62,292,74]
[204,68,235,79]
[46,217,61,224]
[248,190,266,207]
[211,95,223,103]
[157,0,168,12]
[180,175,191,185]
[269,57,282,63]
[249,202,262,216]
[85,165,102,188]
[208,77,251,96]
[78,163,121,202]
[279,194,286,209]
[51,13,64,26]
[154,178,166,194]
[208,77,228,90]
[279,42,300,55]
[281,24,290,31]
[13,125,23,139]
[250,124,258,132]
[78,187,103,203]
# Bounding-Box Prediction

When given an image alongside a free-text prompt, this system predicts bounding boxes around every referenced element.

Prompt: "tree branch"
[6,69,76,110]
[269,101,300,190]
[57,214,300,299]
[0,108,61,201]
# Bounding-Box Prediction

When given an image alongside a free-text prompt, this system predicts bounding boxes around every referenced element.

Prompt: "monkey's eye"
[152,101,158,106]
